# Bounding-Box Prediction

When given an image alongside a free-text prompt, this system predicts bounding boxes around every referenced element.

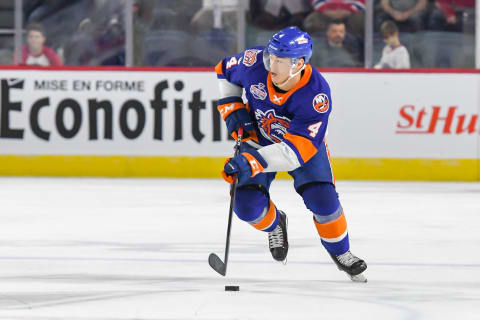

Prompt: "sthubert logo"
[396,105,479,134]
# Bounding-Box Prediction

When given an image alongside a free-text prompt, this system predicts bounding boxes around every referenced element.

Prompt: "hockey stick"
[208,127,244,276]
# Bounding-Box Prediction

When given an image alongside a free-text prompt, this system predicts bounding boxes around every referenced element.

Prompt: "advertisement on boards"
[0,70,231,156]
[0,68,478,179]
[324,73,479,159]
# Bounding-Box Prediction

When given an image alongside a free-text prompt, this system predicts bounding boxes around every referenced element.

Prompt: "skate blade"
[348,273,367,283]
[273,257,288,265]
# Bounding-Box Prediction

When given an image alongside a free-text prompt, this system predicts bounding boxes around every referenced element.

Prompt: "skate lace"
[336,251,360,267]
[268,225,284,249]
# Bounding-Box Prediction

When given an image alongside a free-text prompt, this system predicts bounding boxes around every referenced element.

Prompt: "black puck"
[225,285,240,291]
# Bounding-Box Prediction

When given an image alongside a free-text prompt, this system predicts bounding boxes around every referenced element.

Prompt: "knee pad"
[299,182,340,216]
[234,185,269,222]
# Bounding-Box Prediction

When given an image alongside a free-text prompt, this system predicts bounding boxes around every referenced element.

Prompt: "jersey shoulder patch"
[243,49,262,67]
[301,69,332,115]
[312,93,330,113]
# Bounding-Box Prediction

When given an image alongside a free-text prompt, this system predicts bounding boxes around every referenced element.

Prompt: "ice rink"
[0,177,479,320]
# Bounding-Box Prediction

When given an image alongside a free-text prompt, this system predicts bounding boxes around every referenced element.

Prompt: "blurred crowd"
[0,0,476,68]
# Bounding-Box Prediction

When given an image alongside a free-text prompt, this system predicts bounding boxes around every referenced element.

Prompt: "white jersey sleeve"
[257,142,301,172]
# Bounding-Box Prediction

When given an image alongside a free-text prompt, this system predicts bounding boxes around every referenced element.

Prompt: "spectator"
[304,0,365,40]
[315,20,362,67]
[64,0,126,65]
[249,0,310,30]
[23,0,88,50]
[376,0,427,32]
[374,21,410,69]
[17,23,62,66]
[428,0,475,33]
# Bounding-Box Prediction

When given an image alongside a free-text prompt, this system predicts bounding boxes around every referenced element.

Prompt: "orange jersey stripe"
[284,132,318,163]
[217,101,245,120]
[266,64,313,106]
[314,212,347,239]
[324,139,336,186]
[252,200,276,231]
[215,60,223,75]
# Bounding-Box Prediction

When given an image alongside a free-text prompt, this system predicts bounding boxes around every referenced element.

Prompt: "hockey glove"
[221,149,268,184]
[225,109,258,142]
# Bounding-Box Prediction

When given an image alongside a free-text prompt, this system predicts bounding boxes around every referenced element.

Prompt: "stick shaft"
[222,127,243,274]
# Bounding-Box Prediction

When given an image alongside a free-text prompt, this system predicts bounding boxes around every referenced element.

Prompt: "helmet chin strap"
[272,64,306,88]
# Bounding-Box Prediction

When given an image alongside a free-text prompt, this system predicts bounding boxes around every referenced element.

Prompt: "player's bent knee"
[234,186,269,222]
[299,182,340,216]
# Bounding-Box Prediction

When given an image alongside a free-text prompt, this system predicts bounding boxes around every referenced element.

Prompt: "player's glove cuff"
[217,99,246,121]
[241,150,268,177]
[221,150,268,184]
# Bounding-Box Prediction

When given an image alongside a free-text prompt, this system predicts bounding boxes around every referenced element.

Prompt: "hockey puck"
[225,285,240,291]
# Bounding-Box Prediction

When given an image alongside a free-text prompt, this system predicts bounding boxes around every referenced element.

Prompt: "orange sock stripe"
[252,200,277,231]
[314,212,347,239]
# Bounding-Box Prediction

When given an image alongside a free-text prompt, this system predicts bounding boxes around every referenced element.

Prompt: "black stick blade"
[208,253,226,276]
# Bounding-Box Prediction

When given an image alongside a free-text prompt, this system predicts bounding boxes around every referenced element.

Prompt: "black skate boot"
[268,210,288,262]
[329,250,367,282]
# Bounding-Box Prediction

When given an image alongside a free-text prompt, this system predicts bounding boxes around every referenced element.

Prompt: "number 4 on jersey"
[308,121,322,137]
[226,56,242,69]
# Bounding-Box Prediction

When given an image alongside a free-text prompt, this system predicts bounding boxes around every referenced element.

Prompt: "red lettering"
[416,108,427,128]
[427,106,457,134]
[397,105,415,129]
[456,114,478,134]
[397,105,477,135]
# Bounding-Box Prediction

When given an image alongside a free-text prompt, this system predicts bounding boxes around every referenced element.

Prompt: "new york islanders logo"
[255,109,290,143]
[250,83,267,100]
[243,49,261,67]
[312,93,330,113]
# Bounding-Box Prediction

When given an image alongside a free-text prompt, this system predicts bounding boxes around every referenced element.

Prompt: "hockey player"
[215,26,367,281]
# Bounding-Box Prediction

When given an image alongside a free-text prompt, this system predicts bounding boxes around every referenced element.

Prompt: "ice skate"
[268,210,288,262]
[329,250,367,282]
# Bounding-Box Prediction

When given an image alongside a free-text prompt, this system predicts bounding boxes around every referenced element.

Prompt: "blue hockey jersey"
[216,46,332,168]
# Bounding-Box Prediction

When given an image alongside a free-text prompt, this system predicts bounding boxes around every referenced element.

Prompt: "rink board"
[0,67,479,180]
[0,155,478,181]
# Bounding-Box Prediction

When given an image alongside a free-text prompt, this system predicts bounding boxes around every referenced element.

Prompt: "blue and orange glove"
[221,149,268,184]
[217,101,258,142]
[225,109,258,142]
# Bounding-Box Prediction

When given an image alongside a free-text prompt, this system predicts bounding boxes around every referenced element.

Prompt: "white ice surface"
[0,178,479,320]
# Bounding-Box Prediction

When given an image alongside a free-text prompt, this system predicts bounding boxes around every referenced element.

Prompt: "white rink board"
[0,71,226,156]
[0,70,479,159]
[325,73,480,159]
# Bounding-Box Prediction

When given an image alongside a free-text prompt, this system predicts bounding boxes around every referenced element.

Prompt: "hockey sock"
[301,183,350,255]
[234,187,279,232]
